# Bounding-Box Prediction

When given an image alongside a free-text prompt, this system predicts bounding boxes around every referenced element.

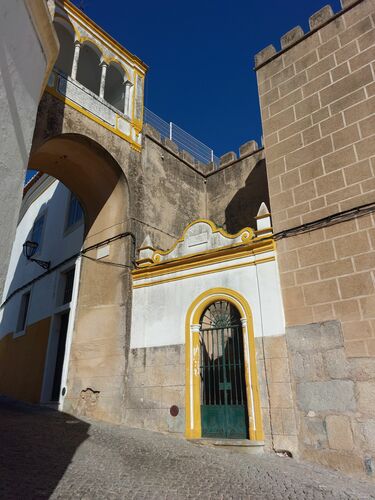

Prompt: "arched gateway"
[185,288,263,441]
[26,132,132,421]
[199,300,248,438]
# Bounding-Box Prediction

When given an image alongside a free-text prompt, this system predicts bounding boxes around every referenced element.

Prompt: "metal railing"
[144,107,219,166]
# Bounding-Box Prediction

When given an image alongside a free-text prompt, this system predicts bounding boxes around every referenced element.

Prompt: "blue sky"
[72,0,340,157]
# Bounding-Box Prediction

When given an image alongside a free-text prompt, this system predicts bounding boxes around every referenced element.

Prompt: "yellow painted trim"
[53,12,81,41]
[45,86,142,152]
[105,58,129,79]
[133,256,275,289]
[254,227,273,236]
[151,219,255,263]
[254,213,271,220]
[185,288,263,441]
[132,69,145,133]
[59,1,148,72]
[133,239,275,280]
[79,37,104,57]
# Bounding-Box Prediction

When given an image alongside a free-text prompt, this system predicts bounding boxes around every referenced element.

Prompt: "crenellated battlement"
[219,140,262,167]
[254,0,361,68]
[143,123,263,174]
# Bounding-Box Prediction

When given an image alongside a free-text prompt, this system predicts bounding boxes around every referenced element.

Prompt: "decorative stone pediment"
[148,219,254,265]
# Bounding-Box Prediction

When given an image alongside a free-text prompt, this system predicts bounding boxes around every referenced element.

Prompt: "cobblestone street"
[0,398,374,499]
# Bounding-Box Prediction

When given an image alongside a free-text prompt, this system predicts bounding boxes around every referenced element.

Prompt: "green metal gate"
[199,301,248,439]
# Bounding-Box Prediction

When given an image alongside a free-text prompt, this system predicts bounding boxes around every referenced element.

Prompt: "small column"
[99,60,108,99]
[190,324,201,435]
[240,317,256,439]
[71,40,81,80]
[124,80,133,117]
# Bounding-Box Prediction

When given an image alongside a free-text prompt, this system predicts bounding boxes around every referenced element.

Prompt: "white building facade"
[0,175,83,407]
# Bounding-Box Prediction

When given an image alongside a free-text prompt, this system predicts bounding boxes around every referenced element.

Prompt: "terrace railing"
[144,107,219,166]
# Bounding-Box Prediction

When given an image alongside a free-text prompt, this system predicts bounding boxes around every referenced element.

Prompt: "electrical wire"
[1,231,136,308]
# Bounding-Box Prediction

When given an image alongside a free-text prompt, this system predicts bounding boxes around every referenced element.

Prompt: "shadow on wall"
[0,182,84,403]
[225,159,270,233]
[0,397,90,497]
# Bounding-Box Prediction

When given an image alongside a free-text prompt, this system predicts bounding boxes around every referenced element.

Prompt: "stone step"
[189,438,265,455]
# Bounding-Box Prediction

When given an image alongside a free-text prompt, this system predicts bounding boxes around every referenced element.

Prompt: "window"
[62,267,75,305]
[31,214,45,248]
[17,292,30,332]
[66,193,83,230]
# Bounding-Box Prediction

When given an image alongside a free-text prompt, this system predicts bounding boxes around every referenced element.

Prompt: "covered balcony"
[48,17,135,141]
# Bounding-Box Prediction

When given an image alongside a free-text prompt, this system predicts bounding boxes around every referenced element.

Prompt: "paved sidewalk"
[0,398,374,499]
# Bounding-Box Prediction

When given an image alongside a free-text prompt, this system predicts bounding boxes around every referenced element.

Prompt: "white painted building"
[0,0,58,298]
[0,175,84,407]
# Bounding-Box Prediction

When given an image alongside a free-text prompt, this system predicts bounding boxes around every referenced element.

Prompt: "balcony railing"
[47,70,136,142]
[46,70,219,167]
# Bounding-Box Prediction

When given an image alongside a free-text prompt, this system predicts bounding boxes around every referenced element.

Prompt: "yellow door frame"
[185,287,264,441]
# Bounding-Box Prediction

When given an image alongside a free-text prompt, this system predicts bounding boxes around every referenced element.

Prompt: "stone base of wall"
[124,339,301,453]
[286,320,375,479]
[255,335,299,457]
[124,345,185,434]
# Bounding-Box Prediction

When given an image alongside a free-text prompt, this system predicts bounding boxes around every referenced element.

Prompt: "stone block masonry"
[255,0,375,358]
[255,0,375,478]
[287,320,375,476]
[123,345,186,434]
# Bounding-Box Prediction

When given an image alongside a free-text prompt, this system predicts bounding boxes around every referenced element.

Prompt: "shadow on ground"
[0,396,89,499]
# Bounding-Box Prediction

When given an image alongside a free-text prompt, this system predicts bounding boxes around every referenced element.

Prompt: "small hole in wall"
[61,387,66,396]
[170,405,179,417]
[364,456,374,475]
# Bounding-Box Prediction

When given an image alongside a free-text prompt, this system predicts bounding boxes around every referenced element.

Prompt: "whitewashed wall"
[0,0,57,299]
[131,253,285,349]
[0,177,84,338]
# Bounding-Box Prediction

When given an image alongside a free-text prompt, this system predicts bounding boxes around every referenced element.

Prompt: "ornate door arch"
[199,300,248,438]
[185,288,263,441]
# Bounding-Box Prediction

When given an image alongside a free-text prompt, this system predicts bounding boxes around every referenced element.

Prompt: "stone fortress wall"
[254,0,375,476]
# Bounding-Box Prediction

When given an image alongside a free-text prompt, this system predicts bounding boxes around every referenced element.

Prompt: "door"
[51,312,69,402]
[200,301,249,439]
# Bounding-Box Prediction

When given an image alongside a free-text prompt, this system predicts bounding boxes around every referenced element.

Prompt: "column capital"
[191,324,200,333]
[99,58,108,67]
[74,39,81,48]
[240,318,247,327]
[124,79,133,87]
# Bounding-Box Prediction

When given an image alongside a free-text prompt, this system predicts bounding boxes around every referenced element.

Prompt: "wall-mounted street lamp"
[22,241,50,270]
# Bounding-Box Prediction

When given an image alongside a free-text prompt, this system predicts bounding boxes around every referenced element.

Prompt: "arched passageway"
[26,133,131,422]
[28,134,128,237]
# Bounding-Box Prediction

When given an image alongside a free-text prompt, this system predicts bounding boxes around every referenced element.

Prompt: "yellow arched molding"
[105,58,129,79]
[61,0,148,72]
[153,219,254,263]
[185,288,264,441]
[53,12,81,42]
[79,37,104,58]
